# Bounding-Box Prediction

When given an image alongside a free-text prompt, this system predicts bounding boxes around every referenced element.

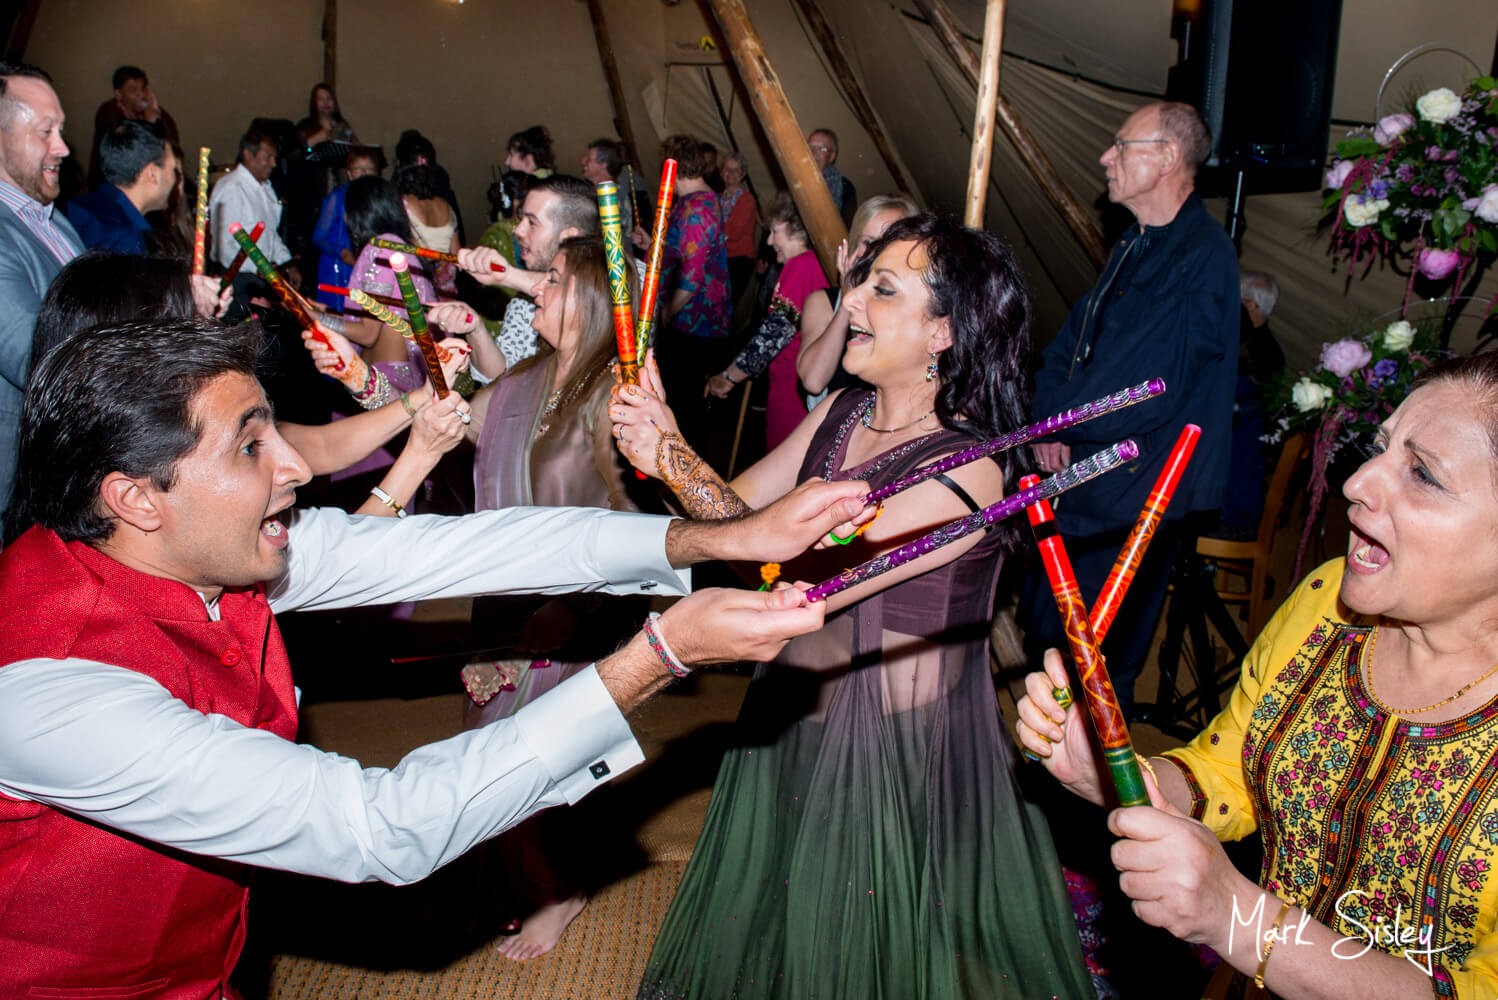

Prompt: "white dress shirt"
[0,505,689,884]
[208,163,291,268]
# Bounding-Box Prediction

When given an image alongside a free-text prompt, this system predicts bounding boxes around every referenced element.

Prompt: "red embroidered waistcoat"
[0,526,299,998]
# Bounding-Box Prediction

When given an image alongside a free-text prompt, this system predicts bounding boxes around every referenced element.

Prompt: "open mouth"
[1348,525,1389,572]
[261,507,292,550]
[847,324,872,346]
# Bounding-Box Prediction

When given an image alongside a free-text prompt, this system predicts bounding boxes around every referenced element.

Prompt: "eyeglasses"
[808,143,833,153]
[1111,137,1170,152]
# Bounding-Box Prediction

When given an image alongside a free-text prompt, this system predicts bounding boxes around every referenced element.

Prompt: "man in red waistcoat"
[0,318,870,998]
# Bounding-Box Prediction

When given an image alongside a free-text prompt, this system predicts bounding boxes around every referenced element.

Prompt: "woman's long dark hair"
[307,82,345,124]
[846,212,1034,488]
[345,175,412,250]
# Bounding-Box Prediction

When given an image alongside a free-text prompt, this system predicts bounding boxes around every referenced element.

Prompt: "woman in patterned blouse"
[1019,351,1498,997]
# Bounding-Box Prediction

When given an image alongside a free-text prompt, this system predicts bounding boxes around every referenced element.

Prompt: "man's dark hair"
[8,318,264,544]
[395,129,436,168]
[507,125,554,171]
[98,120,168,188]
[238,127,274,161]
[111,65,146,90]
[32,251,195,371]
[586,138,623,178]
[530,174,599,237]
[0,62,53,129]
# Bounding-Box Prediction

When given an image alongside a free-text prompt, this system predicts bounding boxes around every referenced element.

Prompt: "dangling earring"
[925,352,939,382]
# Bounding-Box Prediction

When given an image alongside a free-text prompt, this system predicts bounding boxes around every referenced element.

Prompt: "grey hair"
[1240,271,1279,319]
[1154,101,1212,173]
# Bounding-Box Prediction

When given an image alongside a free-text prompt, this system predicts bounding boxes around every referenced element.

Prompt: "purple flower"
[1395,164,1416,182]
[1426,145,1445,161]
[1374,113,1414,145]
[1444,166,1461,186]
[1369,179,1390,199]
[1416,246,1463,280]
[1320,339,1373,378]
[1323,159,1355,190]
[1368,358,1399,387]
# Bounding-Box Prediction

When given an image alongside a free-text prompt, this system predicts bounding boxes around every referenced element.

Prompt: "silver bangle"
[369,486,407,518]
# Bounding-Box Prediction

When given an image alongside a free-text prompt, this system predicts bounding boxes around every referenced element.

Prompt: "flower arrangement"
[1321,77,1498,331]
[1267,316,1443,576]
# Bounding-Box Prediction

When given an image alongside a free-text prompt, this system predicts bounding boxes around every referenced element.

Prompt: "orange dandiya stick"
[634,158,677,360]
[191,147,210,275]
[389,253,449,398]
[217,222,265,294]
[370,237,505,272]
[1022,471,1149,807]
[230,223,340,366]
[1089,424,1200,640]
[596,180,638,383]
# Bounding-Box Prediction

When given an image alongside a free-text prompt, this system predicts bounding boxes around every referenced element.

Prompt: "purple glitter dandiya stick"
[807,440,1139,603]
[863,378,1164,505]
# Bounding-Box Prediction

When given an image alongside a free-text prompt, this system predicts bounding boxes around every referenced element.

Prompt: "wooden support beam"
[704,0,846,279]
[789,0,918,200]
[912,0,1104,266]
[4,0,43,62]
[964,0,1003,226]
[321,0,337,90]
[585,0,641,169]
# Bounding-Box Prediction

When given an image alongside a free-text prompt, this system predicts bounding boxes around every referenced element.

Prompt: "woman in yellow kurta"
[1018,352,1498,998]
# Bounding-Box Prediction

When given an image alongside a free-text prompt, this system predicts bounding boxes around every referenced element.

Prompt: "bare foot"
[495,895,588,961]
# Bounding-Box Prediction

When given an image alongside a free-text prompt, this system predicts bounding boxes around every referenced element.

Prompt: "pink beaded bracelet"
[643,612,690,678]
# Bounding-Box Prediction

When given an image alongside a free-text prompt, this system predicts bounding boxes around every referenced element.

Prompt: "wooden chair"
[1195,432,1312,642]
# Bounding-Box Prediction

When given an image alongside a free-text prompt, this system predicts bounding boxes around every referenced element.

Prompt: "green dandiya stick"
[389,253,449,398]
[597,181,638,383]
[1021,472,1149,807]
[192,147,210,275]
[229,223,339,364]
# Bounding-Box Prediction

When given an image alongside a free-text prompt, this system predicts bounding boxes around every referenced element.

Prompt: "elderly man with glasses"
[1022,101,1239,721]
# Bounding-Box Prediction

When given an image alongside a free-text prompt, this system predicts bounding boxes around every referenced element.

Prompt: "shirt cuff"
[513,667,643,804]
[586,512,691,597]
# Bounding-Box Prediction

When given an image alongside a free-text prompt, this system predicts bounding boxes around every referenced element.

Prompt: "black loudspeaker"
[1166,0,1344,194]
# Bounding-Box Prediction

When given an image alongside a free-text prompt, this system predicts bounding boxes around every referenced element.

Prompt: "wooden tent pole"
[789,0,918,200]
[704,0,846,279]
[964,0,1004,226]
[913,0,1104,265]
[585,0,642,169]
[321,0,337,90]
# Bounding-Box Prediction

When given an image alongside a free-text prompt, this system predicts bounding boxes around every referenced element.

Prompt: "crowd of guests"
[1,51,1496,1000]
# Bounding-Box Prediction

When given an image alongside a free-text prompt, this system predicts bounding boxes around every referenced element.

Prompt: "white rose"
[1291,378,1334,413]
[1463,184,1498,224]
[1416,87,1462,123]
[1382,320,1415,351]
[1343,195,1389,228]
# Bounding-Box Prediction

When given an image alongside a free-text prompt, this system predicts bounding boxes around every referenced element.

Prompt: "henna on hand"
[656,431,750,520]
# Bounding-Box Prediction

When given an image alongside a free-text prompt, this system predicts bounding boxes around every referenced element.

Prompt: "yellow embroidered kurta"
[1162,560,1498,998]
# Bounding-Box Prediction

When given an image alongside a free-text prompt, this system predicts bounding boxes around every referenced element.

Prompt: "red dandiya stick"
[1022,472,1149,807]
[371,237,505,272]
[191,147,210,275]
[634,158,677,359]
[389,253,449,399]
[1090,424,1200,640]
[217,222,265,294]
[230,223,339,366]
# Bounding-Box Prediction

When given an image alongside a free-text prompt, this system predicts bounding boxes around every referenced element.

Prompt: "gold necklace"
[860,398,934,434]
[536,362,607,437]
[1363,625,1498,716]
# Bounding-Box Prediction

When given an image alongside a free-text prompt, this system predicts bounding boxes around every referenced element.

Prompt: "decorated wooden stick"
[1021,472,1149,807]
[863,378,1165,506]
[389,253,449,398]
[597,181,638,383]
[634,158,677,359]
[626,164,642,236]
[230,223,339,364]
[346,288,454,364]
[191,147,210,275]
[323,284,441,310]
[217,222,265,294]
[371,237,505,272]
[805,440,1138,603]
[1090,424,1200,640]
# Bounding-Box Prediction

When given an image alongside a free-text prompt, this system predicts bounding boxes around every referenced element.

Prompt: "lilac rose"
[1319,338,1372,378]
[1374,113,1414,145]
[1323,159,1354,190]
[1416,246,1463,280]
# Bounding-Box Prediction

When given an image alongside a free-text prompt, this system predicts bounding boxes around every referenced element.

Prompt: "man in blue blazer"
[0,62,82,516]
[67,120,177,255]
